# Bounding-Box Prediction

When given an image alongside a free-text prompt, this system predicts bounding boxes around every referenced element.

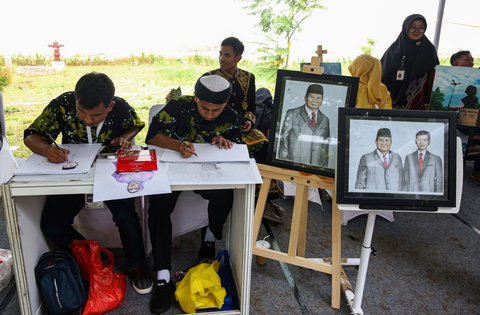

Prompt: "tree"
[360,38,376,55]
[429,87,445,110]
[242,0,325,69]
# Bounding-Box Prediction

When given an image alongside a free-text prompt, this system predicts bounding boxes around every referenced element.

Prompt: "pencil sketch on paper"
[111,165,155,193]
[13,143,102,175]
[93,158,171,202]
[196,163,223,179]
[165,159,263,186]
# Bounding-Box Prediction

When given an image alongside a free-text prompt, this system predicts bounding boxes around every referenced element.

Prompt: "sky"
[1,0,479,62]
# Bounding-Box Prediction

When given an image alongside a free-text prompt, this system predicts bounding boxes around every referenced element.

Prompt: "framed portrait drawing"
[336,108,457,211]
[266,69,359,177]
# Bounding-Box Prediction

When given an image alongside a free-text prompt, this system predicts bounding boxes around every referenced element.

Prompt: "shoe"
[198,241,216,260]
[129,266,153,295]
[150,280,174,314]
[262,202,284,224]
[470,171,480,185]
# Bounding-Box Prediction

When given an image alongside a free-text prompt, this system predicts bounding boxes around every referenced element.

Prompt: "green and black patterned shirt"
[24,92,144,144]
[146,96,242,144]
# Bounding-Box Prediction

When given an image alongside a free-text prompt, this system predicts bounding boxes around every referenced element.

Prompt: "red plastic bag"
[71,240,126,315]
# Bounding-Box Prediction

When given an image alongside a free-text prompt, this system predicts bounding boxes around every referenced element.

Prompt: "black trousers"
[148,189,233,271]
[40,194,146,271]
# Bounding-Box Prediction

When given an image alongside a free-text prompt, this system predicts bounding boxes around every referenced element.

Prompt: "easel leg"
[253,177,272,243]
[297,186,309,257]
[288,184,308,256]
[331,197,341,309]
[349,211,377,314]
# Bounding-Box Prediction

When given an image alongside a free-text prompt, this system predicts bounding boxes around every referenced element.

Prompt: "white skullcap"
[194,75,232,104]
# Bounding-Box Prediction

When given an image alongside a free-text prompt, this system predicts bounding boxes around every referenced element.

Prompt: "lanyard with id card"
[396,55,406,81]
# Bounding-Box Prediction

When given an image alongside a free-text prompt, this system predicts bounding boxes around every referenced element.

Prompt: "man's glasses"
[409,27,425,33]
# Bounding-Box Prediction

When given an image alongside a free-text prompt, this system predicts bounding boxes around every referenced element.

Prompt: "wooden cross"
[302,44,328,75]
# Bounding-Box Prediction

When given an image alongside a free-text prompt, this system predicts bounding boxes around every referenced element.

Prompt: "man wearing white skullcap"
[146,74,242,314]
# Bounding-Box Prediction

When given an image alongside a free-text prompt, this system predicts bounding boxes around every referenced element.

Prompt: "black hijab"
[381,14,439,102]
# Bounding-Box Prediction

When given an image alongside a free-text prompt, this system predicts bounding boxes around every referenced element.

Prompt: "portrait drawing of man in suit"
[355,128,403,191]
[403,130,443,192]
[278,84,330,167]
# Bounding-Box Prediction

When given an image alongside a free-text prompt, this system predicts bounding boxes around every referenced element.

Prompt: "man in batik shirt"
[204,36,267,156]
[146,75,241,314]
[24,72,153,295]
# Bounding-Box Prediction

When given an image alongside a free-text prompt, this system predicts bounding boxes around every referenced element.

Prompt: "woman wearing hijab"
[349,54,392,109]
[381,14,439,109]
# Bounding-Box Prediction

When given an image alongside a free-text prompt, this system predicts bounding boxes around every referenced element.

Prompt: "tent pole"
[433,0,446,51]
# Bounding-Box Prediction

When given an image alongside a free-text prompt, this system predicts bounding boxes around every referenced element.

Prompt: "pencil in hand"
[181,141,198,157]
[46,133,60,150]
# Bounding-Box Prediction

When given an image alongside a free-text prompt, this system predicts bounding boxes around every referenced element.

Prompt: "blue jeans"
[40,194,145,271]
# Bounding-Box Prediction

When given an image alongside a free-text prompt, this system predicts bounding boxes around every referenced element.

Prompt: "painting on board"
[429,65,480,111]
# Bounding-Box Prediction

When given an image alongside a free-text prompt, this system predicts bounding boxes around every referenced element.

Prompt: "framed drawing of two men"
[336,108,457,210]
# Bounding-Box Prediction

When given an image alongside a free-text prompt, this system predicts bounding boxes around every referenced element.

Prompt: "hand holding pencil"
[178,139,198,158]
[45,133,70,163]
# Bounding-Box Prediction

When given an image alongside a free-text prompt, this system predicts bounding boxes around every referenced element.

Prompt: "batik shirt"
[204,68,256,124]
[24,92,144,144]
[146,96,242,144]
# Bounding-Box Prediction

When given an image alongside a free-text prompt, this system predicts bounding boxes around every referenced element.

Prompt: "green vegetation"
[241,0,325,69]
[2,56,277,158]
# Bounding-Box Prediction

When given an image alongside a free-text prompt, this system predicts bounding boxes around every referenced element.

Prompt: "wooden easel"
[253,45,342,309]
[301,45,327,75]
[252,164,341,309]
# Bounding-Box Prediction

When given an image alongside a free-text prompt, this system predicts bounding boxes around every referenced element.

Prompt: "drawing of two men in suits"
[355,128,443,193]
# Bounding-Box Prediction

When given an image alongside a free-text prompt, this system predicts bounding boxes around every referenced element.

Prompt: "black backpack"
[254,87,274,133]
[35,251,87,315]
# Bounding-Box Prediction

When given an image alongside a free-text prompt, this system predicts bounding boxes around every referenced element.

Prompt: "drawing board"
[13,143,101,176]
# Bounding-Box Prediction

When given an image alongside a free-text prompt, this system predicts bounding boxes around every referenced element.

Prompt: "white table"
[1,167,255,315]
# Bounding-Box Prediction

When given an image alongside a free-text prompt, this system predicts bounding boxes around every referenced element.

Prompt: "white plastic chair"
[0,92,19,187]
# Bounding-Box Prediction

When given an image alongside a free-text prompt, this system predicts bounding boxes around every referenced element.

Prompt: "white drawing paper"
[0,136,19,183]
[166,159,262,185]
[93,158,171,202]
[159,143,250,163]
[13,143,102,175]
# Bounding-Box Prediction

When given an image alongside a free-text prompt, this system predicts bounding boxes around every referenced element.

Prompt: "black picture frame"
[336,108,457,210]
[266,69,359,177]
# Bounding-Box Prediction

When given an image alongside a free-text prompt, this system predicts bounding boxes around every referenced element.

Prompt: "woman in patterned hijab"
[381,14,439,109]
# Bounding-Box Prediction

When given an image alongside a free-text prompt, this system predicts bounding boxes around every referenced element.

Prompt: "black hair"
[74,72,115,109]
[221,37,244,56]
[416,130,430,140]
[305,84,324,97]
[450,50,471,66]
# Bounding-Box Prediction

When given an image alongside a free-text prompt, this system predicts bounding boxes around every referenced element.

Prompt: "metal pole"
[352,211,377,313]
[433,0,446,51]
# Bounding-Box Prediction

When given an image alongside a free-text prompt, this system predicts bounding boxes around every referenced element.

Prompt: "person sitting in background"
[348,54,392,109]
[381,14,439,109]
[146,75,242,314]
[451,50,480,184]
[450,50,474,68]
[23,72,152,295]
[204,36,284,224]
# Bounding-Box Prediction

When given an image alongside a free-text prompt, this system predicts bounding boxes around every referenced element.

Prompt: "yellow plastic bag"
[175,260,226,314]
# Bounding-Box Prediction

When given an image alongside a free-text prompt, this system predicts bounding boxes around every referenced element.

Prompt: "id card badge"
[396,70,405,81]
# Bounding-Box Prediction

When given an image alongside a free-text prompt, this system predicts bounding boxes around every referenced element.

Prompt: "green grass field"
[3,60,277,158]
